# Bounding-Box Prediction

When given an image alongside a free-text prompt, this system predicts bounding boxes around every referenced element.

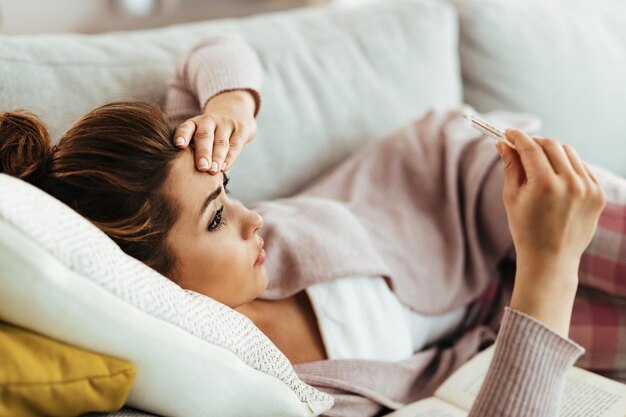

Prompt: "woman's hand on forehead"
[173,89,257,174]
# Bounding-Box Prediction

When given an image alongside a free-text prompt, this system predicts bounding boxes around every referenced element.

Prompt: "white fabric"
[0,0,462,206]
[0,174,332,417]
[306,276,468,361]
[456,0,626,176]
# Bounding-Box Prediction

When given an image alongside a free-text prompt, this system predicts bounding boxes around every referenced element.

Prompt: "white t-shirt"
[305,275,469,361]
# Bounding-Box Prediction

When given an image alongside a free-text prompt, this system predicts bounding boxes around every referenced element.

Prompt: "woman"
[0,34,621,416]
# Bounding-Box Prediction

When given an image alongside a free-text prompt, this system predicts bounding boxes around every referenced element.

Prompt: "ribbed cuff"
[187,35,263,117]
[468,307,585,417]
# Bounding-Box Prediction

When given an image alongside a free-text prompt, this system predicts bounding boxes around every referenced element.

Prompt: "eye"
[207,206,227,232]
[207,174,230,232]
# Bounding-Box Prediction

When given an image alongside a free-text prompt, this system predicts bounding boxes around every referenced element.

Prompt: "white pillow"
[0,174,333,417]
[0,0,461,205]
[457,0,626,176]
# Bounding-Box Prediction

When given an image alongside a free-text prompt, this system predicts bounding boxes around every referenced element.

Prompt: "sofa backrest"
[0,0,462,205]
[456,0,626,176]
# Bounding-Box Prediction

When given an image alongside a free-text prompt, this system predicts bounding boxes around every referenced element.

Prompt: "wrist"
[510,261,579,338]
[203,89,256,115]
[516,254,580,286]
[509,284,576,338]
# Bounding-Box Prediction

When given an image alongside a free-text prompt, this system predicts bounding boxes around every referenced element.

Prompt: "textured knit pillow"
[0,174,333,417]
[0,321,136,417]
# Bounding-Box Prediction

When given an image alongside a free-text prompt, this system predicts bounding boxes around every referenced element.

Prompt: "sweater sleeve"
[468,306,585,417]
[164,34,263,126]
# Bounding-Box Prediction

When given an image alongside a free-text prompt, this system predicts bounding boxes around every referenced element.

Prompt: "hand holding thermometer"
[462,114,517,150]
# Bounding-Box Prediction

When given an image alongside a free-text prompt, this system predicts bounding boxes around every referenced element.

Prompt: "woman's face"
[162,149,267,308]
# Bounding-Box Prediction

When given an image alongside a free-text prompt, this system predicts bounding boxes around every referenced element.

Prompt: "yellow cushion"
[0,322,136,417]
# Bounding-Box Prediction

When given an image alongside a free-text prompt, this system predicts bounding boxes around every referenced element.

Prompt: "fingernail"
[175,137,184,146]
[198,158,209,170]
[505,129,516,143]
[496,142,503,156]
[221,161,228,171]
[210,161,218,172]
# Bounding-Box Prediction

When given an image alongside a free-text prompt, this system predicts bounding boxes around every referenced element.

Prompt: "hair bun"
[0,110,53,185]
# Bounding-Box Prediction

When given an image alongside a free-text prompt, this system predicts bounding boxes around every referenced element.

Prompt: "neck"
[234,299,269,328]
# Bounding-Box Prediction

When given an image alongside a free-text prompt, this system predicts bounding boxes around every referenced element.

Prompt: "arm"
[468,265,585,417]
[468,129,605,416]
[165,34,263,173]
[165,34,263,126]
[468,306,584,417]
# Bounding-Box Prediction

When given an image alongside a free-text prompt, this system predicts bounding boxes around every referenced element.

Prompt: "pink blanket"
[250,106,542,412]
[252,106,540,314]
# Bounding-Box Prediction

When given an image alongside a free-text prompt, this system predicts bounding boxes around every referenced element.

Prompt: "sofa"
[0,0,624,416]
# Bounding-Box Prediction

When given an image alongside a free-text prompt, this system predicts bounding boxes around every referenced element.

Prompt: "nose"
[244,208,263,239]
[252,210,263,232]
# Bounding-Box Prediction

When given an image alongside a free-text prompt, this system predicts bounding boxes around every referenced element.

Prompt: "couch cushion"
[0,0,461,204]
[457,0,626,176]
[0,321,135,417]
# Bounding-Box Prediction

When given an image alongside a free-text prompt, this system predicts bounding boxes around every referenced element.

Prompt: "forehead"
[164,150,223,214]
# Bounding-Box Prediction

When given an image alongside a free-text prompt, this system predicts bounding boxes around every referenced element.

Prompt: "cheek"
[213,237,249,272]
[194,231,248,276]
[171,225,253,302]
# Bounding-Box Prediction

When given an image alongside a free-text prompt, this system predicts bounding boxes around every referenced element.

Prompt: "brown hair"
[0,101,181,277]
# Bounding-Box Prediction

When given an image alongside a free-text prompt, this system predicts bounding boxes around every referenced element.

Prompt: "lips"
[254,239,266,267]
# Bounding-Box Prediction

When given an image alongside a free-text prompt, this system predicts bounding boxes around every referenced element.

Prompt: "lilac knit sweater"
[164,34,585,417]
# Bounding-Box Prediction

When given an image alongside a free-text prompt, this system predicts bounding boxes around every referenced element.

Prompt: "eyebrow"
[197,174,228,223]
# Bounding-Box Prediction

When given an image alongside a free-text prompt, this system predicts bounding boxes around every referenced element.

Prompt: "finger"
[211,124,233,173]
[561,144,590,182]
[222,133,245,171]
[498,142,525,188]
[505,129,554,182]
[533,138,575,177]
[583,162,600,185]
[193,124,216,172]
[173,120,195,148]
